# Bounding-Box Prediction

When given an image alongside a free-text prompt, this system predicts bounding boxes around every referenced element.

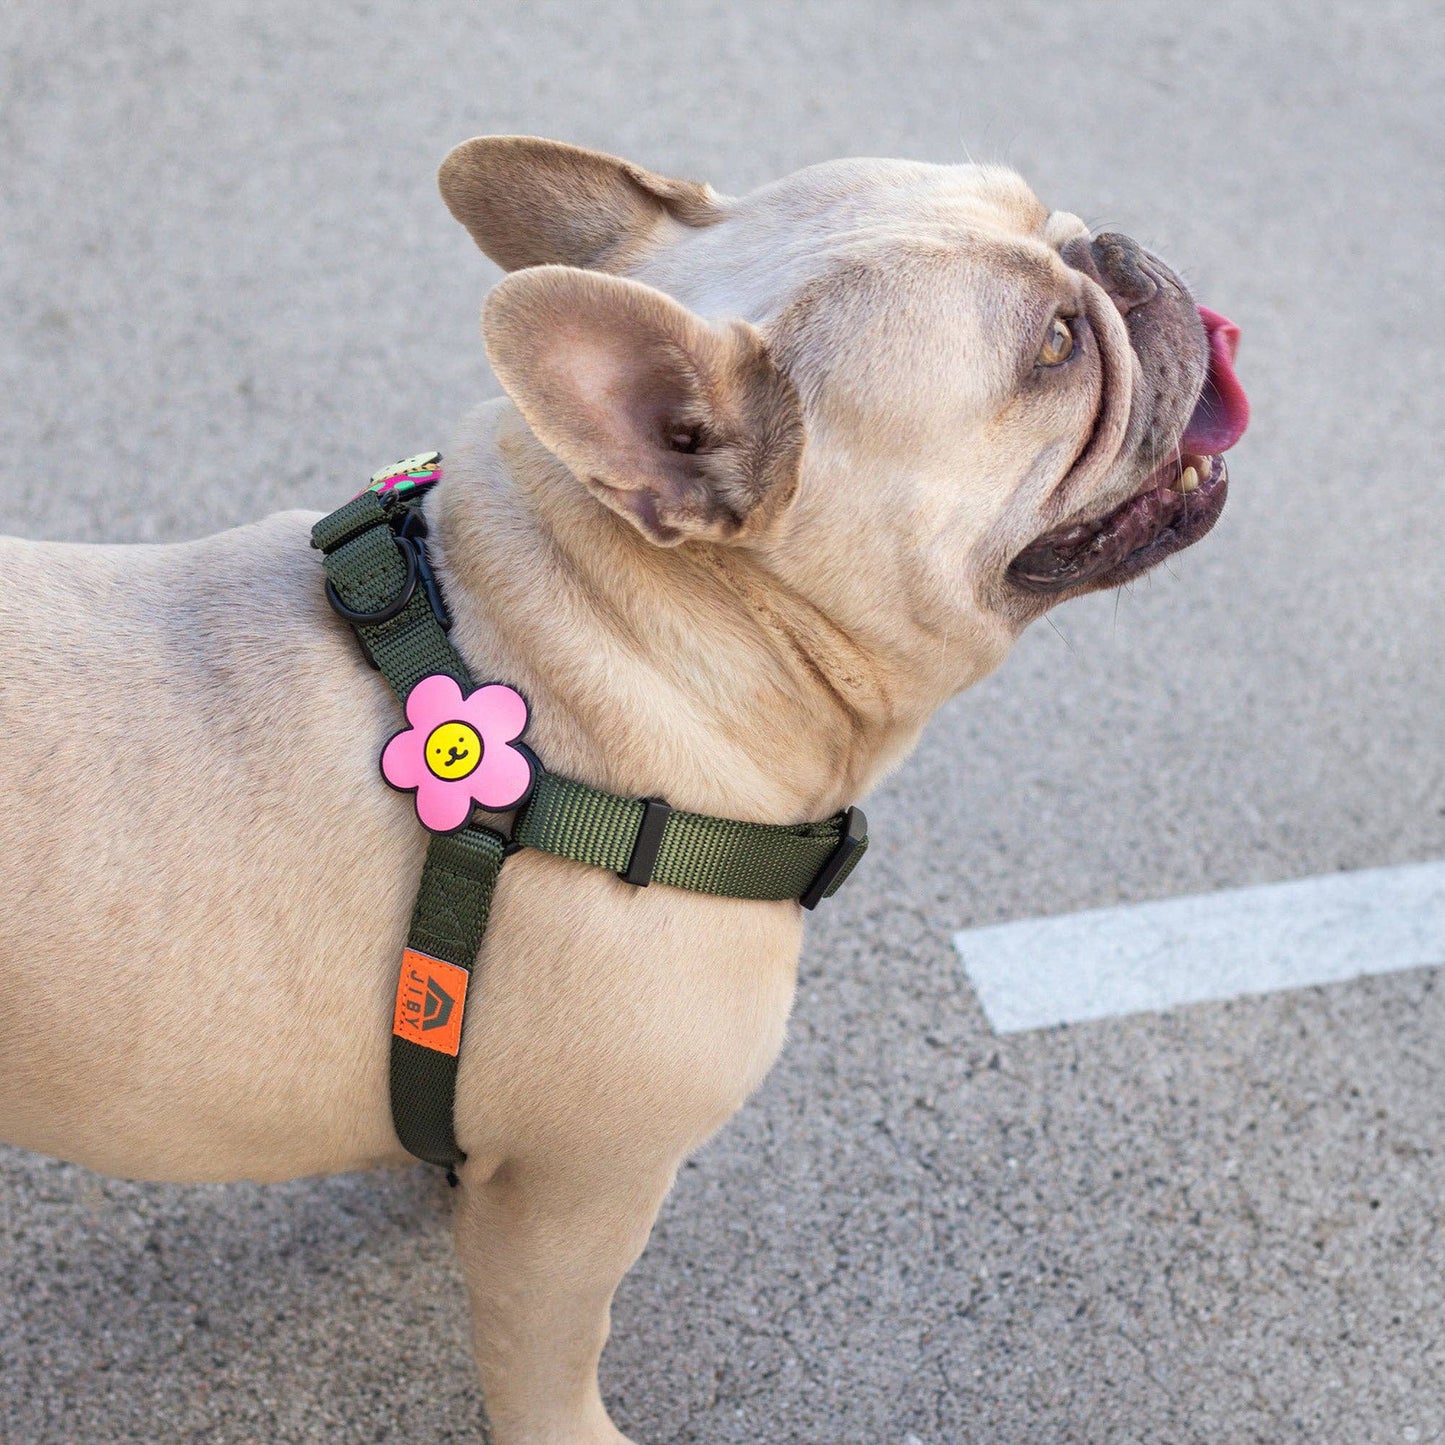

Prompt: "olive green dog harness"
[313,454,868,1177]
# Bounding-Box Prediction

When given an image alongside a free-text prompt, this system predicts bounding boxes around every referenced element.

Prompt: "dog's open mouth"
[1009,451,1229,592]
[1009,306,1249,594]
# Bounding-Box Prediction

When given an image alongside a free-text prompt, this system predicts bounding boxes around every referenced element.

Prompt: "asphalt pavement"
[3,2,1444,1441]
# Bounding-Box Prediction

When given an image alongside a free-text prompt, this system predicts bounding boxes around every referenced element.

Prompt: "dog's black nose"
[1062,231,1169,316]
[1089,232,1159,313]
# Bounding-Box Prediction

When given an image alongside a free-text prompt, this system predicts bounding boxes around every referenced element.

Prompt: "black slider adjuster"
[622,797,673,887]
[799,805,868,910]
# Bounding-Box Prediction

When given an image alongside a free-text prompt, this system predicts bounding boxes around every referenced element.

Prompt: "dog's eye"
[1037,316,1076,367]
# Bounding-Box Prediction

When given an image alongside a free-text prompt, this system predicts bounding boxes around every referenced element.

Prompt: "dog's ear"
[439,136,722,273]
[483,265,803,547]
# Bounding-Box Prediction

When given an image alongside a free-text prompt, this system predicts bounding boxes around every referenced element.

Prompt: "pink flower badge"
[380,673,535,833]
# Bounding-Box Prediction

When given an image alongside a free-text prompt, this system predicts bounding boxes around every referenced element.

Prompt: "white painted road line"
[955,860,1445,1034]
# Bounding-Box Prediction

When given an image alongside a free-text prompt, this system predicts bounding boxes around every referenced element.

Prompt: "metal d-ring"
[325,534,419,626]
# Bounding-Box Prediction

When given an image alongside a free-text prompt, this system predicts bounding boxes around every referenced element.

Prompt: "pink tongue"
[1179,305,1250,454]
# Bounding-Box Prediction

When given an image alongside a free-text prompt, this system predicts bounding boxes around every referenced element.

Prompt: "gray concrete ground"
[2,1,1443,1440]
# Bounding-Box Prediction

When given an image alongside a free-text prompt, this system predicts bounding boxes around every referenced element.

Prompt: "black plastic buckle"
[621,797,672,887]
[799,805,867,910]
[399,516,453,633]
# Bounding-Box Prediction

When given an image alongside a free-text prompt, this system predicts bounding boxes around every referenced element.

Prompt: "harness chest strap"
[312,457,868,1174]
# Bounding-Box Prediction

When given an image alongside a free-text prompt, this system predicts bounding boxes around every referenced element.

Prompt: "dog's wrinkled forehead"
[638,157,1062,316]
[633,158,1084,414]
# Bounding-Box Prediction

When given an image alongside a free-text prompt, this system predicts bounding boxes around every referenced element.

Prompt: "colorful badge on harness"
[380,673,536,832]
[357,450,444,502]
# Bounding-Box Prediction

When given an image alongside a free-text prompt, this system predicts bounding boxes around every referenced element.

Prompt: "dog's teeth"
[1179,465,1200,493]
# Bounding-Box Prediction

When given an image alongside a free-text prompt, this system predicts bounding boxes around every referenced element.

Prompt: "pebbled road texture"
[3,2,1443,1441]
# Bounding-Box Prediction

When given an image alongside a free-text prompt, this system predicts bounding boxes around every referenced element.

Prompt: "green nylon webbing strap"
[512,773,864,900]
[317,488,484,1169]
[391,826,507,1170]
[312,482,867,1172]
[319,496,470,692]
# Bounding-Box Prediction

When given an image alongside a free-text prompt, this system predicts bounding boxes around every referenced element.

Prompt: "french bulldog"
[0,137,1248,1443]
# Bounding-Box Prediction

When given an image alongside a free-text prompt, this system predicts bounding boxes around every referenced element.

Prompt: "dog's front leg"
[453,1156,676,1445]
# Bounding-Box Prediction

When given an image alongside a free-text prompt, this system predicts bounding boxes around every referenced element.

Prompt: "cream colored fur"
[1,138,1200,1443]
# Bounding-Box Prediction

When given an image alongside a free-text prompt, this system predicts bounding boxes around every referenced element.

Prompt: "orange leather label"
[392,949,469,1057]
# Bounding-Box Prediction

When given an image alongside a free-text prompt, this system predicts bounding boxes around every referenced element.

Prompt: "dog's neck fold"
[432,402,929,823]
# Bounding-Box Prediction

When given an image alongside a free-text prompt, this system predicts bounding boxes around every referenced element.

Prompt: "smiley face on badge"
[424,720,483,780]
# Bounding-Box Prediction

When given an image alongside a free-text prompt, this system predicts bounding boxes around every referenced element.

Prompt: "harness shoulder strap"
[315,470,501,1170]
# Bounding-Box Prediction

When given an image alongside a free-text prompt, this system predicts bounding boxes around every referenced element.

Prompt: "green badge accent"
[363,450,444,503]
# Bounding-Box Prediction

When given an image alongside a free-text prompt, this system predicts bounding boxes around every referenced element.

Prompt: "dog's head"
[440,138,1248,707]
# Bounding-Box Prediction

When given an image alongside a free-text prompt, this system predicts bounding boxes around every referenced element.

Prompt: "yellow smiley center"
[424,721,483,781]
